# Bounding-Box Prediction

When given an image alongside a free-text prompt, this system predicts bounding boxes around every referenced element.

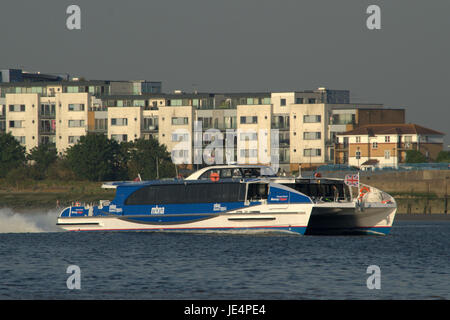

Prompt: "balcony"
[39,127,56,135]
[334,143,348,151]
[271,122,290,130]
[39,112,56,119]
[397,142,416,150]
[141,125,159,132]
[279,139,290,148]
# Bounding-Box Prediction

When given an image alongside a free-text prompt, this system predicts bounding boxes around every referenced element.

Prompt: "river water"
[0,208,448,300]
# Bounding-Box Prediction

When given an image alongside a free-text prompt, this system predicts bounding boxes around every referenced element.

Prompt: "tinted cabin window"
[125,182,246,205]
[247,183,268,201]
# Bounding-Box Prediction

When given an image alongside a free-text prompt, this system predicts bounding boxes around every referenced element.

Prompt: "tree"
[436,151,450,163]
[405,150,427,163]
[127,137,176,180]
[27,143,58,179]
[0,132,26,178]
[65,133,124,181]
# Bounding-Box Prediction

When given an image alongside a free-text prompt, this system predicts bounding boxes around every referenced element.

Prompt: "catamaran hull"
[305,204,397,235]
[57,204,313,235]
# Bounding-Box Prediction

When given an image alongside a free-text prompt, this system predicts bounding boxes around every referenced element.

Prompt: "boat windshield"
[290,182,351,202]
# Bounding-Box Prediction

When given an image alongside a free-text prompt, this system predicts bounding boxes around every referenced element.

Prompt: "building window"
[16,136,26,144]
[111,118,128,126]
[68,104,85,111]
[372,142,378,149]
[308,98,316,104]
[296,98,304,104]
[9,120,24,128]
[385,136,390,143]
[66,86,79,93]
[68,136,81,144]
[40,104,56,116]
[198,117,213,129]
[68,120,85,128]
[303,115,321,123]
[356,136,361,143]
[240,116,258,124]
[9,104,26,112]
[240,132,258,141]
[303,132,321,140]
[171,133,189,142]
[171,149,189,159]
[111,134,128,142]
[171,117,189,125]
[304,148,322,157]
[384,150,390,159]
[280,98,286,106]
[143,117,158,130]
[170,99,183,106]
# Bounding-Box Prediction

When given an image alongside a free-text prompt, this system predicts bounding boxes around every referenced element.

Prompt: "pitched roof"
[361,159,380,166]
[338,123,444,136]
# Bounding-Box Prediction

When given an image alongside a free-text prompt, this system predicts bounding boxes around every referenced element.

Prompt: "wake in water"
[0,208,62,233]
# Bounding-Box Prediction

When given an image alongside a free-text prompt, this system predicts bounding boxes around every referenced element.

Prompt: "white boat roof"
[185,165,277,180]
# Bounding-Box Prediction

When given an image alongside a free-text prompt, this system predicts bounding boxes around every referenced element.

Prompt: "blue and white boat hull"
[57,203,312,234]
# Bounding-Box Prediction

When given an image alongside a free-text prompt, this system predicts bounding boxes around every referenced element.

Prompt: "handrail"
[355,183,396,205]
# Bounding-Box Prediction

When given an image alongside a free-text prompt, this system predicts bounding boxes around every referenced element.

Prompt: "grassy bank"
[0,179,115,209]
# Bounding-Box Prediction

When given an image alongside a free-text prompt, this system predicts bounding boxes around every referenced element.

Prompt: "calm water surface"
[0,209,448,299]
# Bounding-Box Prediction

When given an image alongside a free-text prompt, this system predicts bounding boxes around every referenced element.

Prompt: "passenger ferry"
[56,178,314,234]
[186,165,397,235]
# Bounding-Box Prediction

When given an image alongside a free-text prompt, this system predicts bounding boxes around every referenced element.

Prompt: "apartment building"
[335,124,445,168]
[1,74,423,172]
[0,78,162,153]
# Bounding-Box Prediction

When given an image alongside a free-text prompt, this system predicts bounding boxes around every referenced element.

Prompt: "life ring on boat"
[358,186,370,200]
[210,172,220,182]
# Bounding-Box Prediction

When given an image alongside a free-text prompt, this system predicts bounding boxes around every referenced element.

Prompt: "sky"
[1,0,449,148]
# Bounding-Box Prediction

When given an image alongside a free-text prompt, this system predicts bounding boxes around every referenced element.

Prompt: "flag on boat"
[344,174,359,187]
[133,173,142,182]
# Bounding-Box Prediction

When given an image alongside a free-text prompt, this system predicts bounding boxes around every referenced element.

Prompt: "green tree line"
[0,132,176,184]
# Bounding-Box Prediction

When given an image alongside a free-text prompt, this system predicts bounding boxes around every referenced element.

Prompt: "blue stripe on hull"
[67,226,307,235]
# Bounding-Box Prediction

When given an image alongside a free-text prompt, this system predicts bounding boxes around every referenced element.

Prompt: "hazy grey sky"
[1,0,449,147]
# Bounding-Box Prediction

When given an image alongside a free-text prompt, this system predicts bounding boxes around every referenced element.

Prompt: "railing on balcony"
[39,111,56,118]
[335,143,349,150]
[397,142,416,150]
[141,125,159,132]
[271,122,290,130]
[279,139,290,148]
[39,127,56,134]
